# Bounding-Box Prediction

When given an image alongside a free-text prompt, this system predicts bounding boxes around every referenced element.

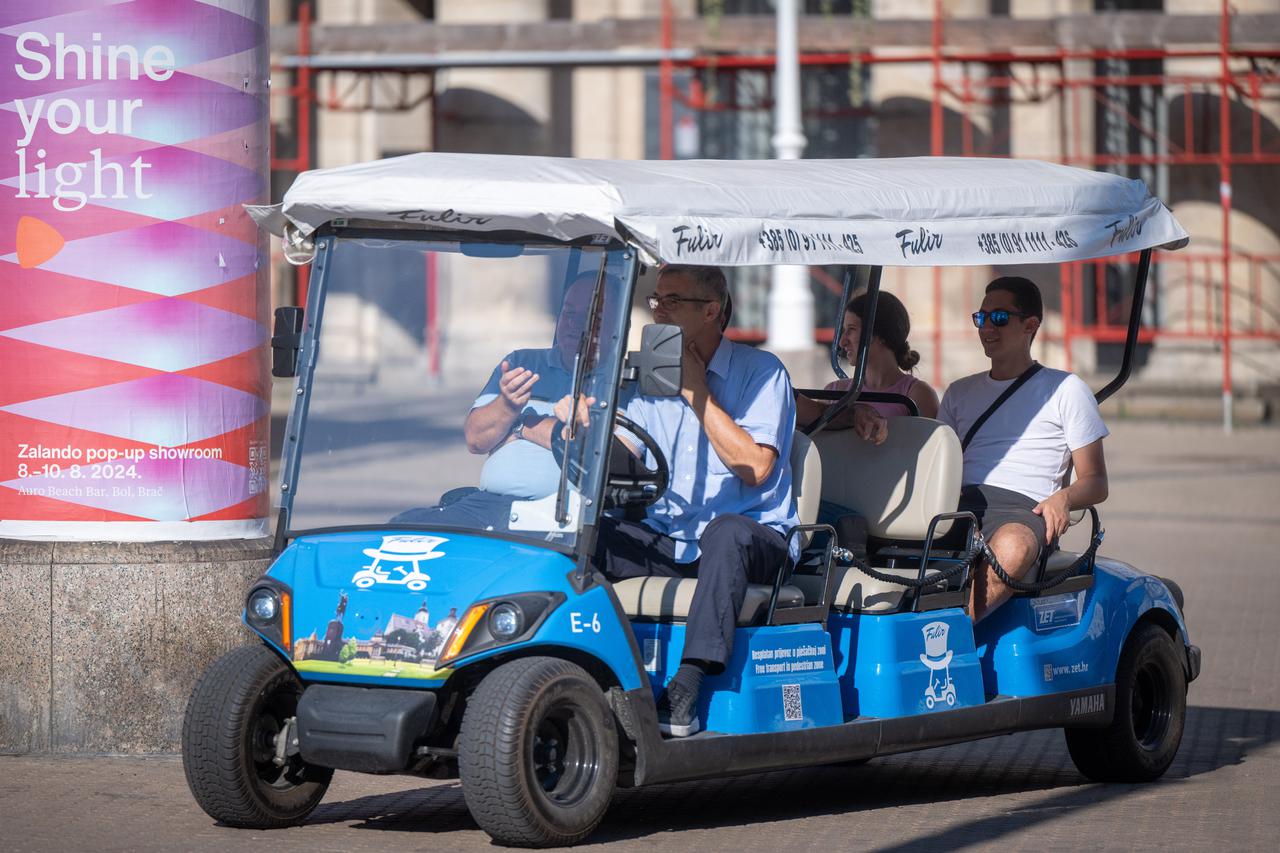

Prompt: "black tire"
[1065,622,1187,782]
[459,657,618,847]
[182,644,333,828]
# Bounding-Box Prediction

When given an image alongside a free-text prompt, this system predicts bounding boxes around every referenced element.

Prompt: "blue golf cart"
[182,154,1200,847]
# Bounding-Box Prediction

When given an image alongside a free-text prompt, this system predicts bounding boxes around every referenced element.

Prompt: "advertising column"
[0,0,270,540]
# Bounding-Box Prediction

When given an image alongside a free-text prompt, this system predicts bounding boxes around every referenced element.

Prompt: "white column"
[766,0,813,351]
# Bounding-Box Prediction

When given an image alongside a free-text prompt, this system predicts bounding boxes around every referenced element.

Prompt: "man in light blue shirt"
[593,265,798,737]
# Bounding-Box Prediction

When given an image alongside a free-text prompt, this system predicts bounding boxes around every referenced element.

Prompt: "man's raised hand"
[498,360,539,409]
[680,341,710,406]
[554,393,598,437]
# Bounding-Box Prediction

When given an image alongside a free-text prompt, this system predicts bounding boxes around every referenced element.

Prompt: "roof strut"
[828,265,857,382]
[1095,247,1152,405]
[804,264,882,437]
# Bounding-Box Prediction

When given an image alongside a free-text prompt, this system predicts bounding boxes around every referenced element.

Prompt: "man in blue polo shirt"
[394,272,601,529]
[593,264,798,737]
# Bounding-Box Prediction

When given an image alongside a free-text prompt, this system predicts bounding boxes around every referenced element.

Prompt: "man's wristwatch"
[512,408,542,441]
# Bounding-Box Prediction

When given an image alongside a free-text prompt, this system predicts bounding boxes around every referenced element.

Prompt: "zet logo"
[15,215,64,268]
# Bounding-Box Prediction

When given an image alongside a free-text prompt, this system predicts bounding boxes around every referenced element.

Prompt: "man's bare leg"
[970,523,1039,622]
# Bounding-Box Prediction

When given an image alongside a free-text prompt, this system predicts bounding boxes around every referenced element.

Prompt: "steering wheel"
[549,412,670,508]
[605,413,670,510]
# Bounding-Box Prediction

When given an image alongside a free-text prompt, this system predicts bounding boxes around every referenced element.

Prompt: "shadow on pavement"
[304,781,477,833]
[296,704,1277,844]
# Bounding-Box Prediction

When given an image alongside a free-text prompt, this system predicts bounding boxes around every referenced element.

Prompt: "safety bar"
[766,523,838,628]
[797,388,920,417]
[908,510,979,612]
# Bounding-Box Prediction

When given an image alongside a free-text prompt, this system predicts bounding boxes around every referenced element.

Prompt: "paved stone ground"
[2,420,1278,852]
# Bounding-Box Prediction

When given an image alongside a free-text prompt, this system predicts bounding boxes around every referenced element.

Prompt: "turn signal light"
[437,603,489,668]
[280,592,292,652]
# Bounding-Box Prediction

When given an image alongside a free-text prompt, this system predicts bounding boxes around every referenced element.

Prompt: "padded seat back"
[811,417,961,540]
[613,577,805,624]
[790,430,823,527]
[791,566,937,614]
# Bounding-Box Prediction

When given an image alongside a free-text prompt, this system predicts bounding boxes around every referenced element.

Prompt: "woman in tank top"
[797,291,940,427]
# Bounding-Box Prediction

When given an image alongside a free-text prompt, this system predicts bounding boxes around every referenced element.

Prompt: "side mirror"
[623,323,682,396]
[271,306,305,378]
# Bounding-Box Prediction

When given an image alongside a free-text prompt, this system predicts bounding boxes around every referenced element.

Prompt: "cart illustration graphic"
[351,535,447,590]
[920,621,957,709]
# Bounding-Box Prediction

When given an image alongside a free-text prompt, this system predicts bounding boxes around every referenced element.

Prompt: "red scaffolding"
[655,1,1279,406]
[269,2,1280,408]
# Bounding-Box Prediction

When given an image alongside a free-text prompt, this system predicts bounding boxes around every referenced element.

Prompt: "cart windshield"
[284,235,633,553]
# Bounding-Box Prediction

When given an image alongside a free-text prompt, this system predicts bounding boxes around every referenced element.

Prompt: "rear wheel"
[182,644,333,827]
[459,657,618,847]
[1065,622,1186,782]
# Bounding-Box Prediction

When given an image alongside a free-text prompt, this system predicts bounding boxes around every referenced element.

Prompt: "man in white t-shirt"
[938,276,1109,621]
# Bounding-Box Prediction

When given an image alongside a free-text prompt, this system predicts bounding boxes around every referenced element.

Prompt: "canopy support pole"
[804,265,882,437]
[829,266,858,380]
[1095,248,1152,405]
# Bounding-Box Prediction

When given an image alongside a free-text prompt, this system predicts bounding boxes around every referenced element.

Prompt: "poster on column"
[0,0,270,540]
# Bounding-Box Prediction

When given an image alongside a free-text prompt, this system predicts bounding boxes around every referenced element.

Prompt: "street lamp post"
[767,0,813,352]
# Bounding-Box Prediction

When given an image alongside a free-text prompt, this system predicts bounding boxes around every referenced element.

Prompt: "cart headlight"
[489,602,524,639]
[244,578,293,652]
[248,589,279,622]
[437,592,565,668]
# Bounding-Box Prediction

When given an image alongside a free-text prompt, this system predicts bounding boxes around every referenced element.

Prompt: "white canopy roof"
[253,153,1188,267]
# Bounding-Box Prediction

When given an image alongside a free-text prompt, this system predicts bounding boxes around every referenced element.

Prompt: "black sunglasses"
[647,294,712,311]
[972,309,1030,329]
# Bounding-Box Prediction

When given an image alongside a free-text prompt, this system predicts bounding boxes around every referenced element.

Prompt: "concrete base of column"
[0,538,272,754]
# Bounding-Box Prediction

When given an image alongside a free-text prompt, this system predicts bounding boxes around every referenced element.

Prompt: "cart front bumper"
[296,684,437,773]
[1186,644,1201,683]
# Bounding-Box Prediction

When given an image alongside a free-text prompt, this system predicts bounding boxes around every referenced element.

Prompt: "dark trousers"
[390,490,516,530]
[593,514,787,671]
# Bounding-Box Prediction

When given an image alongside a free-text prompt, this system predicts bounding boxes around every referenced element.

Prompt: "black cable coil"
[978,533,1102,594]
[837,541,981,589]
[834,526,1103,596]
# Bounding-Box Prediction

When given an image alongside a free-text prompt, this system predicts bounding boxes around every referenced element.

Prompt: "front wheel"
[1064,622,1187,782]
[459,657,618,847]
[182,644,333,827]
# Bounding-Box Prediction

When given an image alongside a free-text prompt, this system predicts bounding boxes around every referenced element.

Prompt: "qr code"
[782,684,803,722]
[247,441,267,496]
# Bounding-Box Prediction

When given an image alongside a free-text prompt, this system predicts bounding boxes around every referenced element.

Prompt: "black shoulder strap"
[961,363,1044,452]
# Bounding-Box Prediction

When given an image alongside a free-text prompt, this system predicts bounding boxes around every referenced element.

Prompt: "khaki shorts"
[943,483,1054,564]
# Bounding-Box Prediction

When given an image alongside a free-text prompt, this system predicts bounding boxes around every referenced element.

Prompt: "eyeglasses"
[971,309,1030,329]
[647,294,712,311]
